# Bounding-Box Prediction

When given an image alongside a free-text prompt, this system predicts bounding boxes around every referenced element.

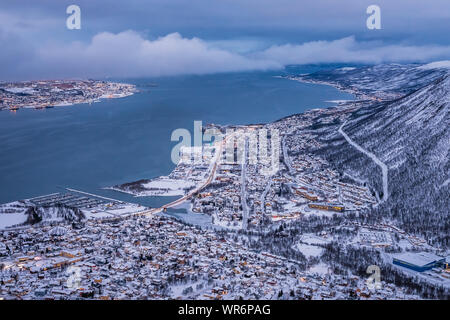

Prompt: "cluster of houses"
[0,211,419,300]
[186,107,377,229]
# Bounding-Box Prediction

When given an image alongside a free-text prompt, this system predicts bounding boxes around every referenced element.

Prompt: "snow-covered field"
[161,201,219,230]
[0,212,28,229]
[0,201,29,229]
[112,177,197,197]
[293,234,332,259]
[84,203,147,218]
[301,234,332,246]
[140,178,196,196]
[4,87,37,94]
[308,263,331,275]
[293,242,324,258]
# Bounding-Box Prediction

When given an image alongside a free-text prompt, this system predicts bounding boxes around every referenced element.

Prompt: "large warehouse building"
[393,252,446,272]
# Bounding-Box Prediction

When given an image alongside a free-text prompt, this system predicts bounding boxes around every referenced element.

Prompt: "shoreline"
[109,75,362,200]
[0,79,137,111]
[285,75,376,101]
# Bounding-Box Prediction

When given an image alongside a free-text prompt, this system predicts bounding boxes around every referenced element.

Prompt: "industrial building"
[308,203,345,212]
[392,252,446,272]
[295,190,318,201]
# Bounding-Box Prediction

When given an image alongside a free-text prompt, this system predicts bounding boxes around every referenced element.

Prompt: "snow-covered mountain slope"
[299,62,450,100]
[345,75,450,171]
[419,60,450,70]
[310,67,449,247]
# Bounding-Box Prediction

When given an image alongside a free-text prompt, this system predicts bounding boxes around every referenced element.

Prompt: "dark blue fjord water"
[0,66,353,206]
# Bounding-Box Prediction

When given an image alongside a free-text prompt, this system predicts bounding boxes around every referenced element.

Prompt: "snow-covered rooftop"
[393,252,445,267]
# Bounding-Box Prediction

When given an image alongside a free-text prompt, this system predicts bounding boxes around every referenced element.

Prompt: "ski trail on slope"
[338,121,389,202]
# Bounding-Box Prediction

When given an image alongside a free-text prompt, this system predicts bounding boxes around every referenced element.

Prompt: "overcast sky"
[1,0,450,80]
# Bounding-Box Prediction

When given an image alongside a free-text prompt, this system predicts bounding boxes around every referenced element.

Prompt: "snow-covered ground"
[0,212,28,229]
[0,201,29,229]
[82,203,146,219]
[301,234,332,246]
[4,87,37,94]
[293,242,323,258]
[308,262,331,275]
[417,60,450,70]
[293,234,332,259]
[160,201,219,230]
[141,178,195,196]
[114,177,196,197]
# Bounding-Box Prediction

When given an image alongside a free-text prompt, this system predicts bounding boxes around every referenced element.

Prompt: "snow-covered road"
[241,138,249,229]
[339,121,389,202]
[282,136,294,174]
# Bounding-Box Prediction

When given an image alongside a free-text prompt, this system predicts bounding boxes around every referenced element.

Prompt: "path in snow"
[241,138,249,229]
[338,121,389,202]
[260,179,273,215]
[282,136,294,174]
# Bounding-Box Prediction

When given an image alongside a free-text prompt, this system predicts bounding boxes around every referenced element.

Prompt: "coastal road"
[141,136,226,217]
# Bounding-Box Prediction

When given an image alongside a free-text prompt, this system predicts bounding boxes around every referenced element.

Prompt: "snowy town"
[0,80,136,111]
[1,99,448,300]
[0,210,427,300]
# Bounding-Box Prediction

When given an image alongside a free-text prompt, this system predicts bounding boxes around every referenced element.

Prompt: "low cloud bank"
[258,36,450,65]
[4,31,450,80]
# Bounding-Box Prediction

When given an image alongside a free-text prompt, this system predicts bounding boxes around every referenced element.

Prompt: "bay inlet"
[0,66,353,207]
